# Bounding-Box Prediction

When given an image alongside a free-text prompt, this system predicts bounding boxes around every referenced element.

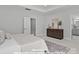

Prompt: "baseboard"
[64,37,71,40]
[36,33,45,37]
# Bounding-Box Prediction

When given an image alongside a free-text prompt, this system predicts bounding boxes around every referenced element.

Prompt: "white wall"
[44,6,79,40]
[0,5,45,35]
[1,5,79,39]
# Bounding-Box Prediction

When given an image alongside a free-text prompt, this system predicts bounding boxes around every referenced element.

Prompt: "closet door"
[24,17,31,34]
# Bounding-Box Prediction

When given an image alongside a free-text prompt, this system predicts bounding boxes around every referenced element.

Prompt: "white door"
[24,17,31,34]
[24,17,37,35]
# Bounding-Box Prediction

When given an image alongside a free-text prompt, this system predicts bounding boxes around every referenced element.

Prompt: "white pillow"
[5,32,13,39]
[0,30,5,45]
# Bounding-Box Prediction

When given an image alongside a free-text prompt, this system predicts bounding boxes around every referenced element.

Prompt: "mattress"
[13,34,48,54]
[0,38,20,54]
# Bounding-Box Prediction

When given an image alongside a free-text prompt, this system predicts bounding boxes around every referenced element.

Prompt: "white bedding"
[13,34,48,54]
[0,34,48,54]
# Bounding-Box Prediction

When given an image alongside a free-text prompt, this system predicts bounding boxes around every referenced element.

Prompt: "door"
[24,17,36,36]
[24,17,31,34]
[30,18,36,36]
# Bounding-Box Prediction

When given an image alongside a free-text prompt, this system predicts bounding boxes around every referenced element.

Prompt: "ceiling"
[21,5,66,12]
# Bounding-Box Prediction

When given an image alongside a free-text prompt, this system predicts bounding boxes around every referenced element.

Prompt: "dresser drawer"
[47,29,63,40]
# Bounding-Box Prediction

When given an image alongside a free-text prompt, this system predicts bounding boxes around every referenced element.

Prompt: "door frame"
[24,16,38,35]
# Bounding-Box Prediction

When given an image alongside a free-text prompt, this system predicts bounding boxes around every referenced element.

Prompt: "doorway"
[71,16,79,40]
[30,18,36,36]
[24,17,36,36]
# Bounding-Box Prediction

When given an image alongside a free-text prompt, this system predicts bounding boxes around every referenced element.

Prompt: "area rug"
[45,41,70,54]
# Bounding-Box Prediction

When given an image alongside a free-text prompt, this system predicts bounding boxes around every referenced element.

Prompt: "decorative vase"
[58,25,62,29]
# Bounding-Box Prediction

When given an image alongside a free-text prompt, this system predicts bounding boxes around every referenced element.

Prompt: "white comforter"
[13,34,48,54]
[0,34,48,54]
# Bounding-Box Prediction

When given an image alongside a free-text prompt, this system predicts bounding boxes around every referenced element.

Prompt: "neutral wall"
[1,5,79,39]
[44,6,79,40]
[0,5,45,35]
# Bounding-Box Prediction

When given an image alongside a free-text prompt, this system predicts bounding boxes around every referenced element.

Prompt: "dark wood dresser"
[47,28,63,40]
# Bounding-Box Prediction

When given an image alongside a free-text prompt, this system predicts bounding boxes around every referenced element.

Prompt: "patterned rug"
[45,41,70,54]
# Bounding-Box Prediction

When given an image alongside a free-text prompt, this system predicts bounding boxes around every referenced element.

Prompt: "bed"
[0,33,48,54]
[12,34,48,54]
